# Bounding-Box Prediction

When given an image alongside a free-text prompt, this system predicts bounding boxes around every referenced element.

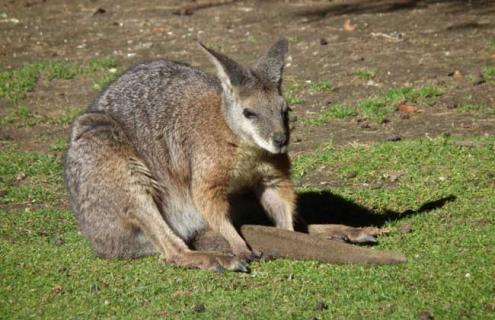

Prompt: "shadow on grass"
[294,0,495,22]
[230,191,456,230]
[295,191,456,230]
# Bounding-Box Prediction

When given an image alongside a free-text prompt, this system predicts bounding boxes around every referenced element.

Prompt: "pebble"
[314,302,328,311]
[418,311,434,320]
[386,135,402,142]
[193,304,206,313]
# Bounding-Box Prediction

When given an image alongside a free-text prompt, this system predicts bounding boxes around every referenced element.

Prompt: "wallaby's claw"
[308,224,389,244]
[235,260,250,273]
[236,250,259,262]
[166,252,250,273]
[245,251,259,262]
[210,264,226,273]
[347,233,378,244]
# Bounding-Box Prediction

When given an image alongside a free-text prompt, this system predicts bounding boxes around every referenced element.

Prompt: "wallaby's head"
[200,38,290,154]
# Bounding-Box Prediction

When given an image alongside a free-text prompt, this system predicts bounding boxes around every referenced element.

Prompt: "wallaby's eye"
[243,109,257,119]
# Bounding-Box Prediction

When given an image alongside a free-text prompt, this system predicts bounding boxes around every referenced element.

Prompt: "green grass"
[303,85,443,124]
[353,69,376,81]
[458,103,495,114]
[383,86,442,104]
[357,97,394,122]
[306,103,357,125]
[1,136,494,318]
[284,82,305,105]
[0,58,117,104]
[308,80,333,92]
[283,81,333,106]
[482,65,495,81]
[0,148,64,205]
[0,105,84,127]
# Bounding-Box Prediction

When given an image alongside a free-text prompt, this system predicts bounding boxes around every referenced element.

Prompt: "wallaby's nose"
[272,132,287,148]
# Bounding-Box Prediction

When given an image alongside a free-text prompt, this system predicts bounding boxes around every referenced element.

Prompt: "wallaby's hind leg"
[307,224,391,243]
[65,112,248,272]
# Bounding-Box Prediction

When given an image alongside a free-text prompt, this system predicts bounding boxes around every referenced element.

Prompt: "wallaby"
[64,38,405,272]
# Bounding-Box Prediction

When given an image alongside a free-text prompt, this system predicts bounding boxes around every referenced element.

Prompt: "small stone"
[345,171,357,179]
[52,286,63,295]
[386,135,402,142]
[473,75,486,85]
[16,172,27,182]
[446,101,457,109]
[90,283,99,293]
[314,302,328,311]
[398,224,412,234]
[193,304,206,313]
[93,7,106,15]
[448,70,462,79]
[53,237,65,246]
[418,311,434,320]
[319,38,328,45]
[350,54,364,62]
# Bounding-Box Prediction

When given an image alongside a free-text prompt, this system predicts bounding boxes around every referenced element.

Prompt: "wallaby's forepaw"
[236,250,260,263]
[307,224,391,244]
[164,252,250,273]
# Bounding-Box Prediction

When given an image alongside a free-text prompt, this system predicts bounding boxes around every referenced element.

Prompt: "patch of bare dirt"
[0,0,494,154]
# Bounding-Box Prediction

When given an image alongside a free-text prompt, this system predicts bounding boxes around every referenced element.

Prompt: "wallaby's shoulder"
[113,59,220,90]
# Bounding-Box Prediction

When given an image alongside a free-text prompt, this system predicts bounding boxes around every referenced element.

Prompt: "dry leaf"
[52,285,63,294]
[398,103,418,113]
[343,19,357,32]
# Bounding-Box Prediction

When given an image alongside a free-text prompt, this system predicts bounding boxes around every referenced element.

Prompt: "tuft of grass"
[50,139,67,152]
[0,148,64,204]
[308,80,333,92]
[1,105,85,128]
[0,105,44,127]
[284,82,305,105]
[0,58,117,104]
[357,97,394,122]
[306,103,357,125]
[47,106,85,126]
[458,103,495,114]
[384,86,442,105]
[0,64,41,103]
[482,65,495,81]
[353,69,376,81]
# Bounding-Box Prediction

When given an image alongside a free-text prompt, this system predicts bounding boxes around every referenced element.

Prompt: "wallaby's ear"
[198,42,248,93]
[253,37,288,89]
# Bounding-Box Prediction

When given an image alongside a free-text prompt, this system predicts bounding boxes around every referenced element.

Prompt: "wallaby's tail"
[193,225,406,265]
[241,225,406,265]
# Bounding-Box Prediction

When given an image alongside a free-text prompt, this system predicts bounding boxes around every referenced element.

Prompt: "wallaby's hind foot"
[165,251,249,273]
[307,224,391,244]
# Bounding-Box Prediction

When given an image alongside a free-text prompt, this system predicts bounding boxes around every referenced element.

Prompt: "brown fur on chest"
[226,145,290,193]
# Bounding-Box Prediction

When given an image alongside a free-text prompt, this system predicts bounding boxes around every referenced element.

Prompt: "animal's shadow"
[230,191,456,231]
